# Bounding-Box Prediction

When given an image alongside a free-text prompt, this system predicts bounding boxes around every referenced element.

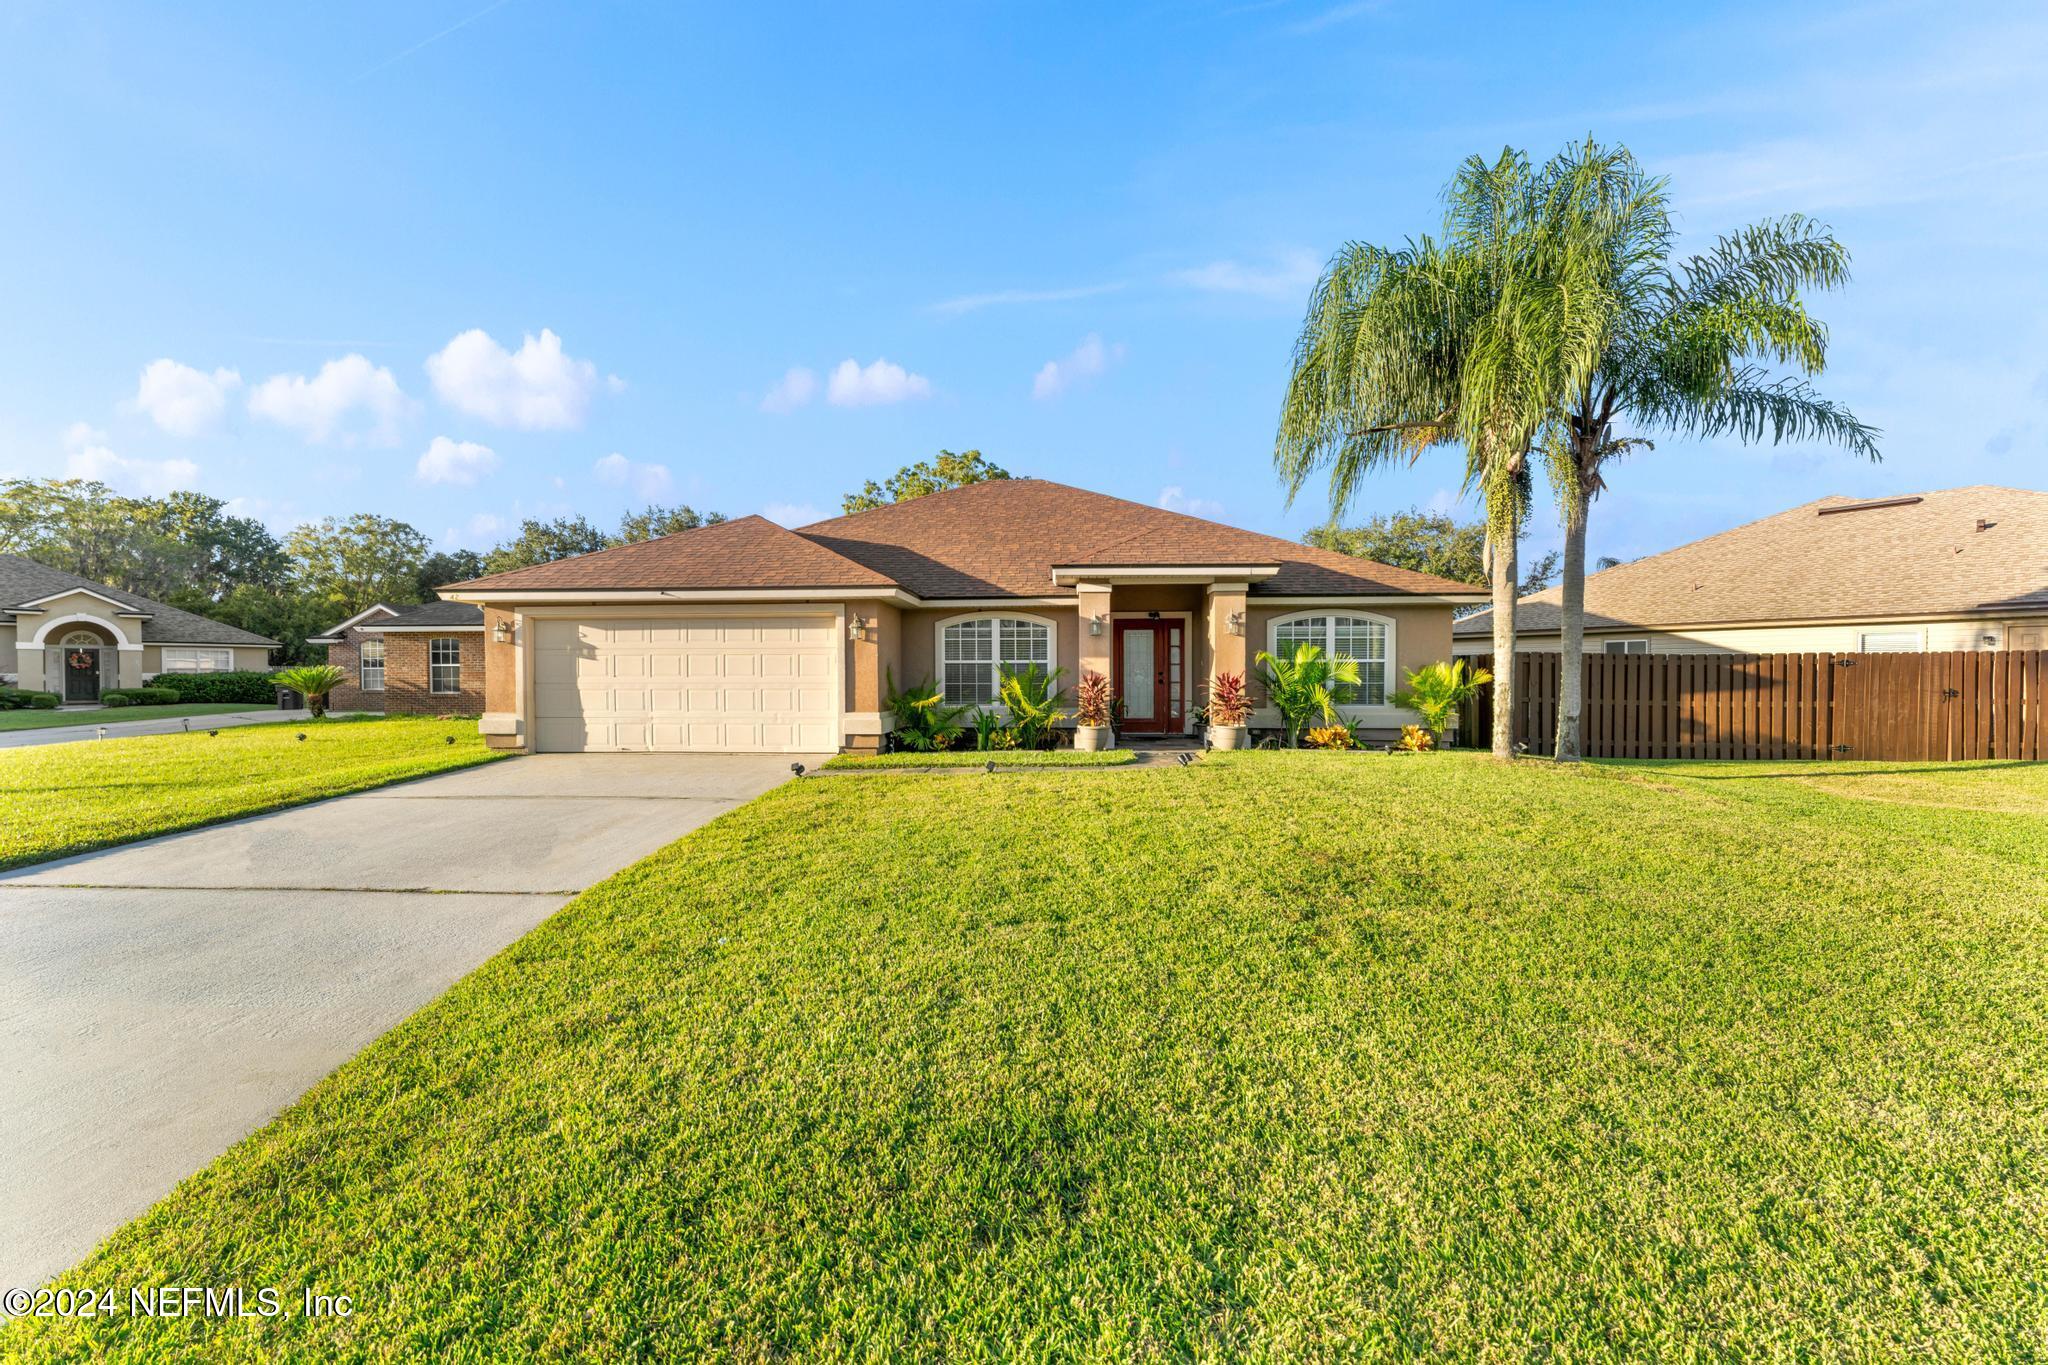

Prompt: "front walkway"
[0,707,319,749]
[0,752,821,1290]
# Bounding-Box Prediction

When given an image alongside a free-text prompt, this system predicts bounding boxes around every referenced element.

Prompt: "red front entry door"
[1113,620,1181,734]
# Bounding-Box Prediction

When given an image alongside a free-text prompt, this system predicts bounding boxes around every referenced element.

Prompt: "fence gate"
[1455,651,2043,762]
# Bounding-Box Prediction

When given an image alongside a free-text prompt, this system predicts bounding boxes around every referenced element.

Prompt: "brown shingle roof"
[798,479,1482,598]
[441,515,898,593]
[1455,485,2048,636]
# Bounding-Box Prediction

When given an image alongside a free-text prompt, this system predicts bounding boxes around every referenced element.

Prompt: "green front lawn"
[12,753,2048,1358]
[0,702,255,732]
[0,716,504,871]
[821,748,1138,769]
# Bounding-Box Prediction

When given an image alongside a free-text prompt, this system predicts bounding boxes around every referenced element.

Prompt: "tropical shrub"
[1304,725,1357,751]
[1254,643,1360,747]
[1391,660,1493,743]
[274,664,350,718]
[885,670,967,752]
[1398,724,1437,752]
[1208,672,1251,727]
[970,708,1003,752]
[997,663,1068,751]
[147,670,280,704]
[1074,670,1113,728]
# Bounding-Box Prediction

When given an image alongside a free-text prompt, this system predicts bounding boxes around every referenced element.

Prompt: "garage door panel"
[533,615,835,753]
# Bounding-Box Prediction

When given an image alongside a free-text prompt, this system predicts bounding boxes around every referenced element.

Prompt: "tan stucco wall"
[842,598,902,712]
[1452,616,2044,656]
[0,622,16,678]
[16,591,143,647]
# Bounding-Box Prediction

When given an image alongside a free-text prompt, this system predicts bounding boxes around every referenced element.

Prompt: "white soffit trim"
[1050,564,1280,583]
[441,587,922,606]
[364,624,487,633]
[1260,593,1489,605]
[10,586,153,615]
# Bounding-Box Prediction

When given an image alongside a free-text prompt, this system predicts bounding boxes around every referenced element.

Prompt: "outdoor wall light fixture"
[1226,611,1245,636]
[492,620,512,644]
[848,616,870,642]
[1089,615,1105,636]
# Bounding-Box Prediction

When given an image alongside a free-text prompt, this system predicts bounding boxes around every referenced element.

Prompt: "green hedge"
[101,686,180,707]
[145,670,281,704]
[0,687,62,710]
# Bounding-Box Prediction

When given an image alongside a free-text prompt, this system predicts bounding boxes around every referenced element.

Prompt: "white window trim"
[1265,609,1396,710]
[1858,629,1925,653]
[429,637,462,695]
[160,646,235,674]
[359,637,386,693]
[1602,638,1650,655]
[933,612,1058,709]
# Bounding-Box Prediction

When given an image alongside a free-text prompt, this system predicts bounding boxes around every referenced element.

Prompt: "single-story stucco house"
[1454,485,2048,658]
[310,601,487,715]
[436,478,1487,754]
[0,554,276,701]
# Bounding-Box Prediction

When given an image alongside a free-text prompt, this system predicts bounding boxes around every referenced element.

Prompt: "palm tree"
[1277,148,1613,759]
[1535,142,1880,760]
[1255,642,1362,746]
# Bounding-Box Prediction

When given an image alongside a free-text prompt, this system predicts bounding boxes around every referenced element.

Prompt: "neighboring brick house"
[310,601,486,714]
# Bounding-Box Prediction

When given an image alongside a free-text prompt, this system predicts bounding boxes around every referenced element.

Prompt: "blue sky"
[1,0,2043,567]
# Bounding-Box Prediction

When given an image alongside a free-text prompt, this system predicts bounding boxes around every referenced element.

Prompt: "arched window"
[939,616,1052,705]
[1269,612,1392,706]
[60,630,102,647]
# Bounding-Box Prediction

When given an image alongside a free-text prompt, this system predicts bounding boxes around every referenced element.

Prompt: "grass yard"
[821,748,1138,769]
[0,716,503,871]
[0,702,254,732]
[11,752,2048,1358]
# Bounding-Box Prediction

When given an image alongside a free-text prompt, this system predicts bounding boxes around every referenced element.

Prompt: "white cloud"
[62,424,199,496]
[826,357,932,407]
[761,501,823,527]
[1157,486,1225,520]
[441,511,507,550]
[594,452,672,500]
[414,435,499,487]
[1031,334,1125,400]
[133,359,241,437]
[929,282,1127,317]
[1168,248,1322,301]
[759,366,819,414]
[426,328,602,430]
[248,354,410,446]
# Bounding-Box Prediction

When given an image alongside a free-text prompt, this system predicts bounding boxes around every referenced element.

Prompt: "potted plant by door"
[1208,672,1251,750]
[1073,670,1114,751]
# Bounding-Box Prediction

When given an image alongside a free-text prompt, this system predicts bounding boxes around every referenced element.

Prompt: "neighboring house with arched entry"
[0,554,276,702]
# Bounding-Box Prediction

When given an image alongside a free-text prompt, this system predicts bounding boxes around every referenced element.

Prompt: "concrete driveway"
[0,752,818,1291]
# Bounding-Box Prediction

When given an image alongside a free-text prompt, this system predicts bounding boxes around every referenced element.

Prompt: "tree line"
[0,478,725,662]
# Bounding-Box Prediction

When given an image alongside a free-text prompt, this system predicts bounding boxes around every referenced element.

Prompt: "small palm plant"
[274,664,348,719]
[885,670,967,752]
[997,663,1068,750]
[1391,660,1493,748]
[1254,643,1360,747]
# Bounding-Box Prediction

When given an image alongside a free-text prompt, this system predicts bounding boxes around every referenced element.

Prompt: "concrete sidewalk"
[0,752,819,1291]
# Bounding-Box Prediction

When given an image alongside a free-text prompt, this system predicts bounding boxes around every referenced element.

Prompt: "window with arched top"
[60,630,103,647]
[938,615,1053,705]
[1268,612,1393,706]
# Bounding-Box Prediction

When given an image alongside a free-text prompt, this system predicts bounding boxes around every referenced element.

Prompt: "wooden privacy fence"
[1455,651,2046,761]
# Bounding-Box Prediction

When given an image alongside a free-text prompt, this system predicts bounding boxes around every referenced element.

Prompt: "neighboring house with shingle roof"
[310,600,486,716]
[0,553,275,700]
[1453,486,2048,657]
[434,478,1487,754]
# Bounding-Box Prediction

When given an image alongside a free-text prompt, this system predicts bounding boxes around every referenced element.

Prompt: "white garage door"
[532,616,836,753]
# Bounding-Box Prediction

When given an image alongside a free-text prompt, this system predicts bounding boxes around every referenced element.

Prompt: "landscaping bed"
[10,752,2048,1357]
[0,716,503,871]
[820,749,1138,770]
